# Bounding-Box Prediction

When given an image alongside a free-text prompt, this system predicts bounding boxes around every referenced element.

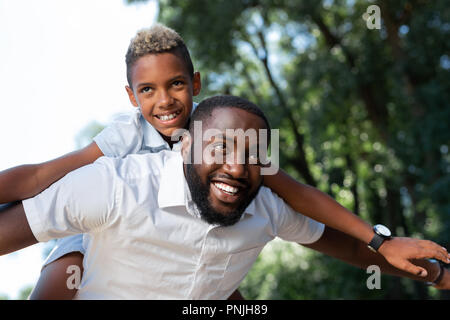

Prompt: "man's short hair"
[125,24,194,87]
[189,95,271,141]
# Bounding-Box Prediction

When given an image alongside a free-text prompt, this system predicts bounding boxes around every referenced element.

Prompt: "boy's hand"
[377,237,450,277]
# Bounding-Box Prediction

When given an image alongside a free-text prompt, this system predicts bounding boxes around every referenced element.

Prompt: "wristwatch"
[426,259,445,287]
[367,224,393,253]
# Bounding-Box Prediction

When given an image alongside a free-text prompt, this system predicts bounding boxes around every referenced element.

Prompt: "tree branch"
[309,12,389,142]
[242,28,317,186]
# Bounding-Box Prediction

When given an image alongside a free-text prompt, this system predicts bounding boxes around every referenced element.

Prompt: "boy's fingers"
[425,248,448,263]
[417,240,450,263]
[427,244,450,263]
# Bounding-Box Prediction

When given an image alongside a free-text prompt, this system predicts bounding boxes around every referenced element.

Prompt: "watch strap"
[367,233,385,252]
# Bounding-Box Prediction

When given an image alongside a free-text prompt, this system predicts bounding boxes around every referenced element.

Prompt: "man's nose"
[222,152,248,179]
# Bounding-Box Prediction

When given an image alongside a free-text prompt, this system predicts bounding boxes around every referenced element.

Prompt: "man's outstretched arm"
[0,202,37,255]
[265,170,450,275]
[303,226,449,288]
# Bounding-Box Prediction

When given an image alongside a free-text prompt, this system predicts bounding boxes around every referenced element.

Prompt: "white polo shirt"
[23,150,324,299]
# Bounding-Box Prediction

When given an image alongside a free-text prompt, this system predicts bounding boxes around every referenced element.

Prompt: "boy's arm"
[0,159,117,256]
[264,169,450,275]
[264,169,374,242]
[304,226,450,289]
[0,202,37,255]
[0,142,103,203]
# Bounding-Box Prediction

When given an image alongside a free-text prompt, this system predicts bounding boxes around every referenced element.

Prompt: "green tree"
[17,285,33,300]
[128,0,449,299]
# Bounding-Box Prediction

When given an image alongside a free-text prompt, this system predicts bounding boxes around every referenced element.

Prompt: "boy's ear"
[192,72,201,97]
[125,85,139,107]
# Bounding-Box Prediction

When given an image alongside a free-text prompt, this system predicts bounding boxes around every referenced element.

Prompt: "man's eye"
[212,143,231,155]
[248,154,263,165]
[172,80,184,87]
[248,154,259,162]
[213,144,226,152]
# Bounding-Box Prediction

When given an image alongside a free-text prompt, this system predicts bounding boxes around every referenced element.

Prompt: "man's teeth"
[214,182,239,195]
[158,111,180,121]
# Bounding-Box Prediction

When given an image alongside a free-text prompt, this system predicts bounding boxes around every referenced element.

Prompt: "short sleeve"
[42,234,86,267]
[266,189,325,244]
[22,158,119,242]
[93,110,143,158]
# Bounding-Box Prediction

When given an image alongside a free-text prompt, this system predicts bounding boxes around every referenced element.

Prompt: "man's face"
[183,107,266,226]
[126,52,201,139]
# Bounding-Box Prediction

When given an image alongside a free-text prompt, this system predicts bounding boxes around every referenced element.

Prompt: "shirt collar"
[157,151,186,208]
[157,151,256,219]
[140,115,171,151]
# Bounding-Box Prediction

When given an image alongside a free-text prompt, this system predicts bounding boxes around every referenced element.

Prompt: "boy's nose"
[156,90,174,108]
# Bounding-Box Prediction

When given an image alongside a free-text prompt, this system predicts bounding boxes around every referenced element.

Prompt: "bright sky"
[0,0,157,299]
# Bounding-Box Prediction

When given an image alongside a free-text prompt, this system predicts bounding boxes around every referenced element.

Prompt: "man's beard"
[185,163,261,227]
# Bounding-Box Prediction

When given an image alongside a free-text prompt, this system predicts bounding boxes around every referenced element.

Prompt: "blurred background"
[0,0,448,299]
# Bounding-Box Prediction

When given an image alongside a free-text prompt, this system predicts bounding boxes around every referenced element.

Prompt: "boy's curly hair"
[125,24,194,87]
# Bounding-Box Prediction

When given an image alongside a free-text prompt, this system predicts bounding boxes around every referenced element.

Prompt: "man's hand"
[378,237,450,277]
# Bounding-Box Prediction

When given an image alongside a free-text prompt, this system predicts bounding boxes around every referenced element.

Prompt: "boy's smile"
[154,109,182,122]
[126,52,201,142]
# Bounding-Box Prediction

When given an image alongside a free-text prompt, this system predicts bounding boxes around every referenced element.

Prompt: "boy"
[0,24,448,299]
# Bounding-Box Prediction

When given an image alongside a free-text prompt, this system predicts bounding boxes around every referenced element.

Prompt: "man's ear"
[125,85,139,107]
[181,131,192,162]
[192,72,202,97]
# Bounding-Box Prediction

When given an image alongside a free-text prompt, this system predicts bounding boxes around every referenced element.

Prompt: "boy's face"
[126,52,201,139]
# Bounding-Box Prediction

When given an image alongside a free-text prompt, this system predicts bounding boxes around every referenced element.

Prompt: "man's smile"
[213,182,239,195]
[209,177,249,204]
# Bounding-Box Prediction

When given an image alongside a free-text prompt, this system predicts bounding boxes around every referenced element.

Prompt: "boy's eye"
[140,86,153,93]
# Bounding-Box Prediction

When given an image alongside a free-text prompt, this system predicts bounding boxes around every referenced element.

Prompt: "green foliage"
[0,285,34,300]
[17,285,33,300]
[75,121,105,149]
[240,240,428,300]
[127,0,449,299]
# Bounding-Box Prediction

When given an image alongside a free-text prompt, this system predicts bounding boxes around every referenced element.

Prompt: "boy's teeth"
[214,182,239,194]
[159,112,178,121]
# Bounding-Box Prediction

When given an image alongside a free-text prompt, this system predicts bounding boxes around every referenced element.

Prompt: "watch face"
[374,224,391,237]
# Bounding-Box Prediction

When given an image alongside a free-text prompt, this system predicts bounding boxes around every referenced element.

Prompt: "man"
[0,95,448,299]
